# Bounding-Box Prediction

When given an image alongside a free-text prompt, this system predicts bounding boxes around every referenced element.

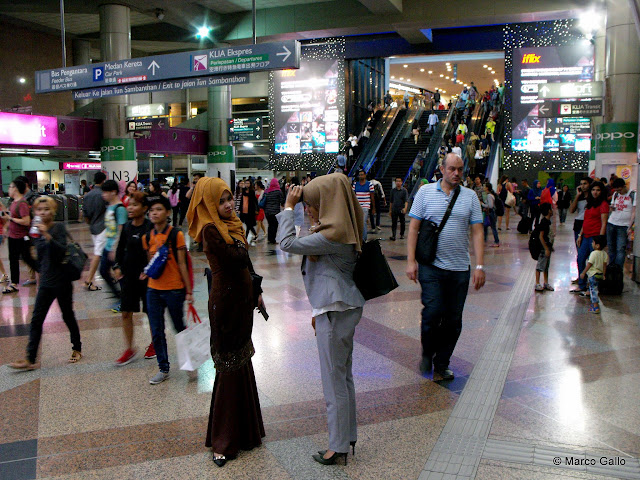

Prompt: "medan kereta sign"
[0,112,59,147]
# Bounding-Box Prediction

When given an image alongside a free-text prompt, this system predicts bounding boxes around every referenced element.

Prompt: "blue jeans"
[606,223,628,268]
[100,249,121,299]
[577,235,595,291]
[588,275,600,305]
[362,208,369,242]
[418,264,470,370]
[147,288,186,372]
[483,210,499,244]
[559,208,568,224]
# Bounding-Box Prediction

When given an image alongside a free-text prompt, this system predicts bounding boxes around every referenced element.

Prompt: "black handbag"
[61,232,88,281]
[354,239,399,300]
[415,187,460,265]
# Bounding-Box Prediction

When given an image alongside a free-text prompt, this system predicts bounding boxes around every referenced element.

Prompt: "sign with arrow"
[126,103,167,118]
[35,40,301,94]
[127,118,169,132]
[537,99,603,118]
[536,81,603,99]
[228,116,263,141]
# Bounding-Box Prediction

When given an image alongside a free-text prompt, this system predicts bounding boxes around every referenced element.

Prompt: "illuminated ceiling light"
[483,65,487,68]
[428,70,432,74]
[196,25,212,39]
[399,77,404,80]
[403,64,408,68]
[442,90,446,93]
[391,75,395,79]
[420,68,425,72]
[407,78,411,81]
[446,62,450,65]
[440,74,444,77]
[578,10,603,34]
[243,142,254,148]
[18,77,26,84]
[445,76,449,79]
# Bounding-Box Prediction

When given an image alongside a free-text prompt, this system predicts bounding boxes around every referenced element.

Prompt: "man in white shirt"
[452,143,462,159]
[427,111,439,133]
[347,133,358,159]
[607,178,636,267]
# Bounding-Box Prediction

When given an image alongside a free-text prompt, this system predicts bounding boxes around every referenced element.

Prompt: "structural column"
[601,0,640,281]
[207,85,235,187]
[72,39,92,109]
[99,4,137,184]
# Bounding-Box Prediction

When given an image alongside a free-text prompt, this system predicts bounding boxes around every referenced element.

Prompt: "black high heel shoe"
[213,455,227,467]
[312,451,348,465]
[318,441,357,457]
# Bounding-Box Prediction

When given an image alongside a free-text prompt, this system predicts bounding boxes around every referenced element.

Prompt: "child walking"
[580,235,608,314]
[535,203,555,292]
[141,195,193,384]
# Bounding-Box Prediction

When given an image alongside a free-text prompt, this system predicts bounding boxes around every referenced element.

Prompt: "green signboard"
[595,122,638,154]
[207,145,235,164]
[100,138,136,162]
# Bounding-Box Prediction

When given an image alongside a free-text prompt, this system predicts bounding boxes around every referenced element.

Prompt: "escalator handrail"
[375,105,424,179]
[484,111,505,179]
[348,107,395,177]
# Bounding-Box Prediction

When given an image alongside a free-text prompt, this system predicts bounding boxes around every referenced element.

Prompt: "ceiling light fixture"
[196,25,212,39]
[403,64,408,68]
[428,70,432,74]
[483,65,487,68]
[440,74,444,77]
[155,8,165,21]
[420,68,424,72]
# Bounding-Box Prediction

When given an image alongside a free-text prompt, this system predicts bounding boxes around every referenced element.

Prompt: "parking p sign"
[93,67,103,82]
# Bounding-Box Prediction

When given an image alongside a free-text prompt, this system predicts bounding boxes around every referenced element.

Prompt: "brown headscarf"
[303,173,364,253]
[187,177,246,244]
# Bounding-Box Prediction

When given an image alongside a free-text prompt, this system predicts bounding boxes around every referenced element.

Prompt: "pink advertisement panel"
[0,112,59,147]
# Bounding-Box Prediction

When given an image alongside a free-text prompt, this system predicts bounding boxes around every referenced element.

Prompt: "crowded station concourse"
[2,1,640,479]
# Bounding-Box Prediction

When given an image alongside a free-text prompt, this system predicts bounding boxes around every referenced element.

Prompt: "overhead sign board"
[0,112,58,147]
[62,162,101,170]
[537,81,603,99]
[127,118,168,132]
[228,116,263,141]
[72,73,250,101]
[126,103,167,118]
[538,100,603,118]
[36,40,301,94]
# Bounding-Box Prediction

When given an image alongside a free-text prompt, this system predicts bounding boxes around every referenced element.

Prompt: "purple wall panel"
[57,116,102,150]
[135,128,207,155]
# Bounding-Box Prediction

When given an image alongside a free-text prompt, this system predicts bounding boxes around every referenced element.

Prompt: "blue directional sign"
[71,74,250,101]
[36,40,301,94]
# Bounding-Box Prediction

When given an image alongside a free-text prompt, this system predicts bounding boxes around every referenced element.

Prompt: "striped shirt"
[409,180,483,271]
[353,181,374,210]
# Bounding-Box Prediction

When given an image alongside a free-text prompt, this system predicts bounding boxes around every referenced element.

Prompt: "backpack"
[528,227,542,260]
[494,197,505,217]
[61,231,88,281]
[540,188,552,205]
[144,226,194,286]
[373,182,384,201]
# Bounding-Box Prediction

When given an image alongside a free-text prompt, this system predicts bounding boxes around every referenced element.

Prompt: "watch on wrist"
[284,207,293,211]
[475,265,484,271]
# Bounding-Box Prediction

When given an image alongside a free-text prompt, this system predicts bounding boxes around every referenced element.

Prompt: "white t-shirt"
[452,146,462,158]
[348,135,358,147]
[428,113,439,125]
[608,191,636,226]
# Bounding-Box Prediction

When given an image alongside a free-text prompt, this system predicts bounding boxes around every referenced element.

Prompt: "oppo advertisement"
[273,59,340,155]
[511,45,594,153]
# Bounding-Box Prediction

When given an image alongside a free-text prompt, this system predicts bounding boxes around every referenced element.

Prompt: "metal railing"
[374,105,424,180]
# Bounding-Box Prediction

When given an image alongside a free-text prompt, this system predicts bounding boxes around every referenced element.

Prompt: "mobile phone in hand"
[258,303,269,321]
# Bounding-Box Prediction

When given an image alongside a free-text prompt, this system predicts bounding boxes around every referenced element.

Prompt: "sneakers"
[400,235,404,240]
[589,303,601,314]
[434,368,455,380]
[115,348,137,366]
[389,236,396,241]
[571,278,579,285]
[543,283,555,291]
[144,343,157,359]
[149,371,170,384]
[535,284,544,292]
[376,226,381,232]
[110,304,122,314]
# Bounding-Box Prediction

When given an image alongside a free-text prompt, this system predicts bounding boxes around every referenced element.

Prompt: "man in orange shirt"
[141,196,193,384]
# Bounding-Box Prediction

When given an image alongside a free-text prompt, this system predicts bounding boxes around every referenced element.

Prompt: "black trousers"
[172,206,179,226]
[8,237,38,285]
[266,213,279,243]
[27,284,81,363]
[179,205,189,226]
[391,211,406,237]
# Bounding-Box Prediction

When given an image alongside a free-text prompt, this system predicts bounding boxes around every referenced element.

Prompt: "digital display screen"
[272,59,341,155]
[511,45,594,153]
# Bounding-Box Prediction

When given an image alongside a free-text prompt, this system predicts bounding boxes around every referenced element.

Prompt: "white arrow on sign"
[148,60,160,75]
[539,85,550,97]
[157,120,165,128]
[538,104,549,115]
[156,104,164,113]
[276,46,291,62]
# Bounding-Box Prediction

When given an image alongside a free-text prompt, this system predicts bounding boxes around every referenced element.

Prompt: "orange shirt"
[142,226,187,291]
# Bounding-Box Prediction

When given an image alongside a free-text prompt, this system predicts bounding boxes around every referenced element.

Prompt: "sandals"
[8,359,38,370]
[0,274,9,283]
[2,284,18,294]
[68,350,82,363]
[85,282,102,291]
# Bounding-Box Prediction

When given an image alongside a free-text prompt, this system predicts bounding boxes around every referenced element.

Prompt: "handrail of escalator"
[484,111,505,180]
[460,102,484,176]
[348,106,403,177]
[375,105,424,179]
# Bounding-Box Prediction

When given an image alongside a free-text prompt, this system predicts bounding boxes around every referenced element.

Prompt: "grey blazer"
[276,210,365,311]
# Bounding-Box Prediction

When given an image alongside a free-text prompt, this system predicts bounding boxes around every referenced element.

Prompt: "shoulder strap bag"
[61,229,88,281]
[415,187,460,265]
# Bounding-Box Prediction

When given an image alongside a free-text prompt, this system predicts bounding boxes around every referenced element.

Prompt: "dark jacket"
[557,190,572,209]
[116,219,152,276]
[263,189,284,215]
[36,223,68,288]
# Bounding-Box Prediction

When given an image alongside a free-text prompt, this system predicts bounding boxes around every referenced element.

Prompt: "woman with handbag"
[9,197,82,370]
[481,183,500,248]
[277,173,365,466]
[497,175,514,231]
[187,177,266,468]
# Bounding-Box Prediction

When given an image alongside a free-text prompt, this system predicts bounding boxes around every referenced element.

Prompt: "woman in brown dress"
[187,177,266,467]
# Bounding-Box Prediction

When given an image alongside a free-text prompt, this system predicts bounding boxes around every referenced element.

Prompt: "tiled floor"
[1,213,639,479]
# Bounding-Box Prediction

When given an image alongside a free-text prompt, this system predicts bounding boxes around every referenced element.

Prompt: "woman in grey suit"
[277,173,365,466]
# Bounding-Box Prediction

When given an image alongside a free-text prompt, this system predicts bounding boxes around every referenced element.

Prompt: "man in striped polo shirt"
[406,154,486,381]
[353,170,375,241]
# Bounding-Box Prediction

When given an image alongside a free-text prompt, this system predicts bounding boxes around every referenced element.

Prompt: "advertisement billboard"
[272,59,342,156]
[511,45,594,153]
[0,112,59,147]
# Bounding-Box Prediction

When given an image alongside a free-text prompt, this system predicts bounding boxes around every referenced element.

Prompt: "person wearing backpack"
[534,203,555,292]
[113,191,154,366]
[9,197,82,370]
[100,180,129,312]
[606,178,636,268]
[3,178,39,294]
[527,180,543,228]
[141,195,193,385]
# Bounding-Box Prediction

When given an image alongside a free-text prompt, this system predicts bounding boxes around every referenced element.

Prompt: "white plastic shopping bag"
[176,304,211,371]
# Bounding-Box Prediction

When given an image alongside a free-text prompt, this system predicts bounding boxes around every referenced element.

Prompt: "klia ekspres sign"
[35,40,300,94]
[0,112,59,147]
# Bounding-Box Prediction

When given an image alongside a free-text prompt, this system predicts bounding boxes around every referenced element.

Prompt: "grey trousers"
[315,307,363,453]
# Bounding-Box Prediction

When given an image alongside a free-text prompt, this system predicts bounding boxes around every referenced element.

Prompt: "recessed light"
[420,68,424,72]
[483,65,487,68]
[407,78,411,81]
[403,64,408,68]
[440,74,444,77]
[445,76,449,79]
[428,70,433,74]
[446,62,450,65]
[400,77,404,80]
[18,77,26,84]
[391,76,395,79]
